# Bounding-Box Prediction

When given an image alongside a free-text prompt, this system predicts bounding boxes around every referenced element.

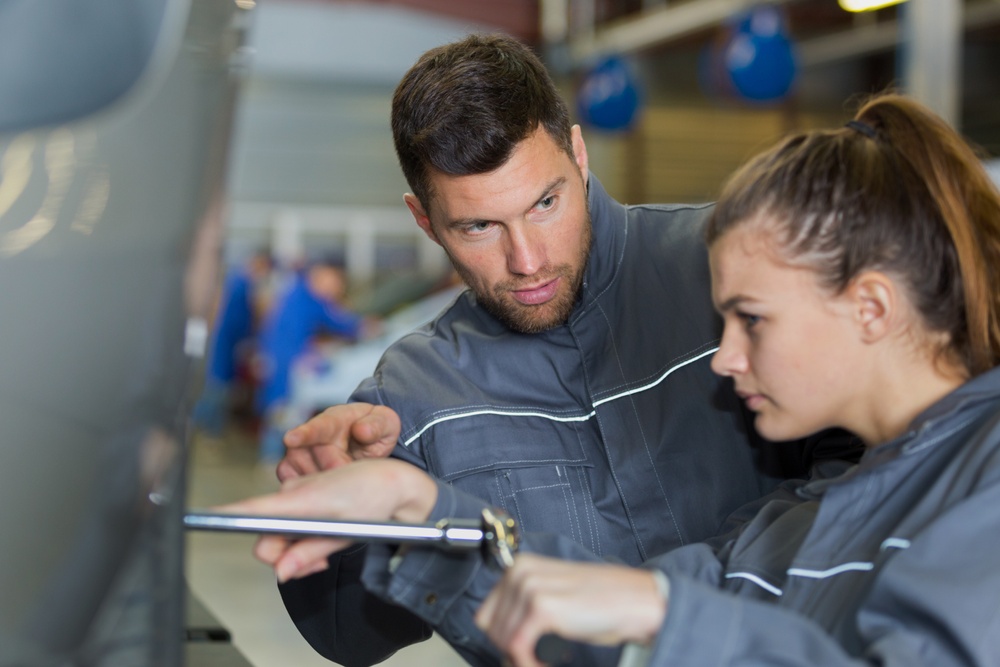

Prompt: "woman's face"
[709,222,864,442]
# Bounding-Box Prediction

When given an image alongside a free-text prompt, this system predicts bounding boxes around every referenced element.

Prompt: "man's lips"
[511,277,560,306]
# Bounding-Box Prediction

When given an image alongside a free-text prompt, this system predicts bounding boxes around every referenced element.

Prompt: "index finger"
[278,405,371,477]
[283,403,380,449]
[347,405,402,460]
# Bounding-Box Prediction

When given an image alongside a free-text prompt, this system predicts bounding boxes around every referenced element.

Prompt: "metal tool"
[184,507,523,566]
[185,507,576,663]
[183,511,487,550]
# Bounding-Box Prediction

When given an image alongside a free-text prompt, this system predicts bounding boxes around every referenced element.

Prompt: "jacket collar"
[894,364,1000,452]
[798,363,1000,497]
[571,173,627,322]
[845,365,1000,473]
[908,364,1000,428]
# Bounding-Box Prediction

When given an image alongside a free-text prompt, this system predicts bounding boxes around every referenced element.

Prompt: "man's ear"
[849,271,897,343]
[571,124,589,188]
[404,193,440,245]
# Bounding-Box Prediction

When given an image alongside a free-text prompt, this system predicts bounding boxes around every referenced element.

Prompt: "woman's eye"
[739,312,761,329]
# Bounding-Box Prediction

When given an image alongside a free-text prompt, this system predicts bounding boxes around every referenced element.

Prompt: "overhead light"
[839,0,907,12]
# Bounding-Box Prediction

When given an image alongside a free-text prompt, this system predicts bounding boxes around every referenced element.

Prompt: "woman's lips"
[739,393,766,411]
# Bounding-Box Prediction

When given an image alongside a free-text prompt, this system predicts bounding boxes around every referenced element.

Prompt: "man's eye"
[465,221,492,234]
[537,195,555,210]
[739,313,761,328]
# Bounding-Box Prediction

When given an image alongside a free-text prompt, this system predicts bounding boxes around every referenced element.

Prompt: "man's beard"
[451,217,592,335]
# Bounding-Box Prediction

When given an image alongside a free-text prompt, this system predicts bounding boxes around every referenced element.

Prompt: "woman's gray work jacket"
[642,365,1000,666]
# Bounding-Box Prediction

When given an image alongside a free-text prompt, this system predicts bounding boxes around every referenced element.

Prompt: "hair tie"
[846,119,878,140]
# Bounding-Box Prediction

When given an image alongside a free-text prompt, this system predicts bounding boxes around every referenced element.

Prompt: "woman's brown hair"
[707,94,1000,375]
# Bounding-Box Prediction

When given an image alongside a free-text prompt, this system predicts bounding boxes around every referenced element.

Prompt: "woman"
[474,94,1000,666]
[220,94,1000,666]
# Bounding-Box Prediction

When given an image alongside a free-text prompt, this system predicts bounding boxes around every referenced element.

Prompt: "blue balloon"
[724,6,797,102]
[577,56,641,131]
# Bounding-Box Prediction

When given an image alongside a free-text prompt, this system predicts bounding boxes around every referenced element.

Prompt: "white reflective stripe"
[403,408,596,447]
[880,537,911,551]
[402,347,718,447]
[787,562,874,578]
[724,572,784,596]
[592,347,718,408]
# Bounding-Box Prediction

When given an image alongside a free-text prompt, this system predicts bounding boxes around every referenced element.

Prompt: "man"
[265,34,856,666]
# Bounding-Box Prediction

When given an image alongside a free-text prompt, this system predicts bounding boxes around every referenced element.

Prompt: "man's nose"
[506,223,546,276]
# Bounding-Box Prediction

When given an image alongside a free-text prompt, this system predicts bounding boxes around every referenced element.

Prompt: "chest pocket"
[420,413,600,555]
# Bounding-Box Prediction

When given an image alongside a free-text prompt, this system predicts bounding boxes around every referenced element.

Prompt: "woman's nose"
[710,330,748,377]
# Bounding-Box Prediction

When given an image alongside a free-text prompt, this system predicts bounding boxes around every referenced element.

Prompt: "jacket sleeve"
[359,481,623,667]
[645,472,1000,667]
[277,546,432,667]
[277,376,435,667]
[359,480,503,666]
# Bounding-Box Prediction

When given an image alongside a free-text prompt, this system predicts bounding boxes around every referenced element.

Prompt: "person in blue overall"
[256,260,363,463]
[193,250,272,436]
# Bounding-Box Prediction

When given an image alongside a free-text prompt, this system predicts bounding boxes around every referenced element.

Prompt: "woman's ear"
[849,271,897,343]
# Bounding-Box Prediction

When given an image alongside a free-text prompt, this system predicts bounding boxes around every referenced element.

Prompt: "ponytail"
[855,95,1000,374]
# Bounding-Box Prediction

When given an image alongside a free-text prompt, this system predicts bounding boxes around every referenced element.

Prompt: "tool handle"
[534,633,581,665]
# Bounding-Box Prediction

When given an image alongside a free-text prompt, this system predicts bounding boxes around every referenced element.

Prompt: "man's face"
[405,125,592,334]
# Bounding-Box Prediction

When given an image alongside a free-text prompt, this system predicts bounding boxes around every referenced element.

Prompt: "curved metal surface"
[0,0,172,133]
[0,1,249,664]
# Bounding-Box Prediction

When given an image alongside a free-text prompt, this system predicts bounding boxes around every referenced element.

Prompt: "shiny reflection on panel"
[0,127,111,257]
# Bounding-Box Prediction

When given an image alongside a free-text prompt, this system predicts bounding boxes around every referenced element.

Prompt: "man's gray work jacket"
[279,176,853,666]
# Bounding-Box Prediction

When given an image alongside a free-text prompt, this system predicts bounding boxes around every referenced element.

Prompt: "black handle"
[534,633,579,665]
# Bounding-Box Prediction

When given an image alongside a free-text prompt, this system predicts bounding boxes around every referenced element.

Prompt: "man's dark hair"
[391,33,573,207]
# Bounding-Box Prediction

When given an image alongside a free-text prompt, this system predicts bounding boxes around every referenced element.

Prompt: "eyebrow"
[715,294,755,313]
[444,176,567,230]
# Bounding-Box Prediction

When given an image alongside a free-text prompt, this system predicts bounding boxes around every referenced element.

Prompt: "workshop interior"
[1,1,998,666]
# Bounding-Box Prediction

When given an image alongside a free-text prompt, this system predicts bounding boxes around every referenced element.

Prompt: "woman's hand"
[475,554,667,667]
[214,458,438,582]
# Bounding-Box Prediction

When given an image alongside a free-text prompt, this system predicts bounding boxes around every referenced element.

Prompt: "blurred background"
[222,0,1000,263]
[200,0,1000,452]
